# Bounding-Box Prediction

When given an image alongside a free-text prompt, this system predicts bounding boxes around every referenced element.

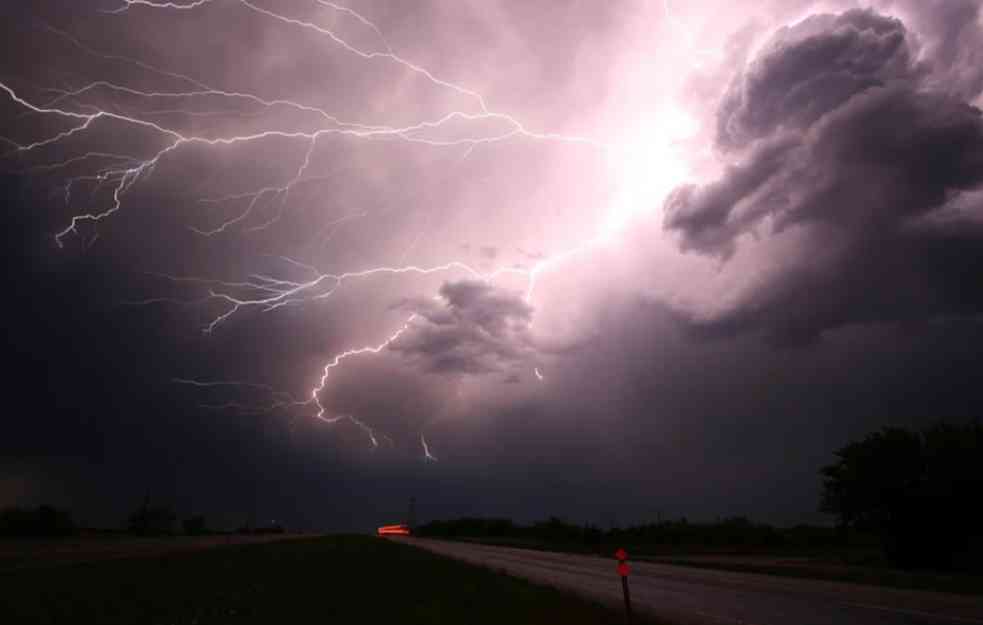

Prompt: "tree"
[820,427,923,531]
[0,505,75,537]
[821,422,983,570]
[127,496,176,535]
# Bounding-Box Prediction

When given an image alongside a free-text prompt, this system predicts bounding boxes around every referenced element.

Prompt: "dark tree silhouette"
[127,496,176,536]
[0,505,75,537]
[820,427,924,532]
[821,422,983,570]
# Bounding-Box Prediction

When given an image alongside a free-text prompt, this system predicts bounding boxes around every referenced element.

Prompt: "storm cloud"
[391,280,535,375]
[4,0,983,533]
[664,7,983,341]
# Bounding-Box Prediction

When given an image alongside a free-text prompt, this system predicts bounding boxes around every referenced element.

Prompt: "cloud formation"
[390,280,536,375]
[716,10,919,150]
[6,0,983,532]
[664,7,983,342]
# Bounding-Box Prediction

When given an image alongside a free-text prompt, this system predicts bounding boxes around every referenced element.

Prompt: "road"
[394,538,983,625]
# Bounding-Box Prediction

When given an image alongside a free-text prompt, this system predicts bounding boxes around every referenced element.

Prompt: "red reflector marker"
[614,547,632,621]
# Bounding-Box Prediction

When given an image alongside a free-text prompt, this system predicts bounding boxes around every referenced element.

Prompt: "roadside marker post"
[615,547,632,623]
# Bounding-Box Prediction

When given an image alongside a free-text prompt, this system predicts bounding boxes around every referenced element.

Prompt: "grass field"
[1,535,646,624]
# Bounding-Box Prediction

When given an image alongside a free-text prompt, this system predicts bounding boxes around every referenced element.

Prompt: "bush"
[0,505,76,537]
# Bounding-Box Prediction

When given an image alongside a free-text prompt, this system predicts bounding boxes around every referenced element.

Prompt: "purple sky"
[2,0,983,530]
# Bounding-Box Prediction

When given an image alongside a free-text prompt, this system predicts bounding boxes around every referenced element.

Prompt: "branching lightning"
[2,0,694,459]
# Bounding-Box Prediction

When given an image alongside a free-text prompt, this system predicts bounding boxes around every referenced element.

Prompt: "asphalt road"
[394,538,983,625]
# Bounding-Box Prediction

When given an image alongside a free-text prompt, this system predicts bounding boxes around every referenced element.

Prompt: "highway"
[395,538,983,625]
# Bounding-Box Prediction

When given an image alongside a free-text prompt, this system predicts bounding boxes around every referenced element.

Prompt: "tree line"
[417,516,860,555]
[0,496,286,537]
[419,421,982,572]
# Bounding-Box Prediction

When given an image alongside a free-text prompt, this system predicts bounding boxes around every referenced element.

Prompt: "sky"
[2,0,982,531]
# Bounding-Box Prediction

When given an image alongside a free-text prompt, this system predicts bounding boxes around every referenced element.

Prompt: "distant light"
[601,106,697,240]
[377,524,411,536]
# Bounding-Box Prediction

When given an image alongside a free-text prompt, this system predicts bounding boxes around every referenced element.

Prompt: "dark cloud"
[390,280,535,374]
[716,9,920,151]
[665,7,983,342]
[663,134,797,256]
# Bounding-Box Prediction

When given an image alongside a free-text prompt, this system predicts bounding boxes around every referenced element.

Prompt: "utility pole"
[407,496,417,531]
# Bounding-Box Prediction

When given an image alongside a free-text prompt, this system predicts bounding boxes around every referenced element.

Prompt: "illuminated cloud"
[715,9,919,150]
[391,280,535,375]
[664,6,983,342]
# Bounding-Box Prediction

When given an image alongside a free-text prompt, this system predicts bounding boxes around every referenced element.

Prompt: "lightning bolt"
[421,434,438,462]
[310,314,419,422]
[2,0,694,457]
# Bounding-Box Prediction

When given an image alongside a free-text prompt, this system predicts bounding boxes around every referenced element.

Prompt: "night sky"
[2,0,983,532]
